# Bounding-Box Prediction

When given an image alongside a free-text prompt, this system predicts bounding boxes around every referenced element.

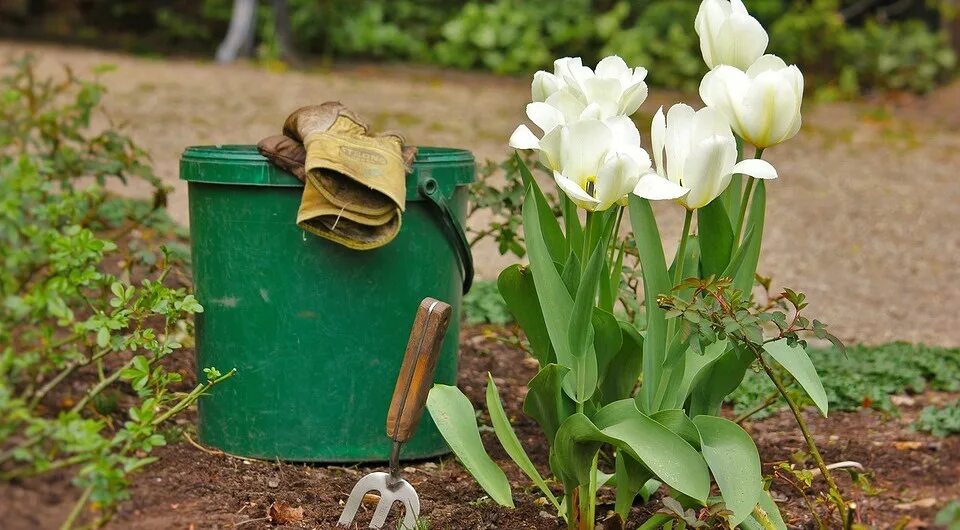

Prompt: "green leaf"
[523,364,575,445]
[722,226,755,278]
[522,188,575,371]
[561,251,581,298]
[764,339,829,417]
[698,199,734,278]
[427,385,514,507]
[676,340,729,406]
[566,237,605,403]
[498,265,553,365]
[650,409,701,450]
[693,415,763,525]
[688,345,754,417]
[753,490,788,530]
[591,399,711,502]
[597,320,643,404]
[516,155,566,263]
[733,181,765,295]
[614,450,653,519]
[627,196,670,413]
[592,308,623,384]
[560,193,584,259]
[486,375,560,510]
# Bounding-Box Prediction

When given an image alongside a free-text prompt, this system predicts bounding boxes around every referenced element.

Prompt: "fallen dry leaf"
[893,441,924,451]
[267,501,304,524]
[894,498,937,510]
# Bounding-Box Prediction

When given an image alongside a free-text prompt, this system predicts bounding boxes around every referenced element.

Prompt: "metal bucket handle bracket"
[417,177,474,294]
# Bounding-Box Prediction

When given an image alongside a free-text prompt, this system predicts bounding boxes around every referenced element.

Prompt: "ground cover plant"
[0,56,232,529]
[426,2,863,528]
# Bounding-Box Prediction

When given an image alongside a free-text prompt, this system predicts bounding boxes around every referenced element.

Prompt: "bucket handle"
[418,178,474,294]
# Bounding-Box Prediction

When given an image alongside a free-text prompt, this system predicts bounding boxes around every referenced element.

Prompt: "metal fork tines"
[336,471,420,529]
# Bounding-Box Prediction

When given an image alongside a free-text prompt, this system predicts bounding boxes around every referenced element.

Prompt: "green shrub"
[839,20,957,94]
[0,56,232,529]
[11,1,958,93]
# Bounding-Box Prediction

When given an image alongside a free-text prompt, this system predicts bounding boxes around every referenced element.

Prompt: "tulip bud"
[699,55,804,149]
[695,0,769,70]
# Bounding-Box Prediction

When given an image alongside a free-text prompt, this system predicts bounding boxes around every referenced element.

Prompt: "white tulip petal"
[546,88,589,123]
[692,106,732,143]
[532,71,564,102]
[730,0,749,15]
[595,153,640,210]
[526,102,565,133]
[665,104,697,184]
[700,66,751,137]
[538,127,564,171]
[596,55,629,79]
[716,14,769,70]
[633,173,689,201]
[746,54,788,77]
[651,106,667,177]
[583,77,623,117]
[682,135,737,209]
[731,158,778,180]
[605,115,642,147]
[509,125,540,150]
[619,81,649,116]
[560,120,613,183]
[555,172,600,208]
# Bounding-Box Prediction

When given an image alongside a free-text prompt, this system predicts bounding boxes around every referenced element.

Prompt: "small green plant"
[730,342,960,419]
[938,500,960,530]
[462,280,513,326]
[0,56,231,529]
[914,400,960,437]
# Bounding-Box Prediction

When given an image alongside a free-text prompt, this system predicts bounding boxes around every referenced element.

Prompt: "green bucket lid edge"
[180,144,475,196]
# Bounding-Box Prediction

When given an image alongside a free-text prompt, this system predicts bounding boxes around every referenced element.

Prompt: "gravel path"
[3,41,958,346]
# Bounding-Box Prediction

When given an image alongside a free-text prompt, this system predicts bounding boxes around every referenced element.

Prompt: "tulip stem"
[673,209,694,287]
[732,147,765,250]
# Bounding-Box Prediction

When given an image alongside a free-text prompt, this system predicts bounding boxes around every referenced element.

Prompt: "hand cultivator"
[338,298,452,529]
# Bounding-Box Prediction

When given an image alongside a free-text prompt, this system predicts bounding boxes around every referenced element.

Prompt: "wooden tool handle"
[386,298,452,443]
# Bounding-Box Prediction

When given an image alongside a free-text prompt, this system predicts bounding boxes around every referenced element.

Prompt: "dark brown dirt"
[3,326,957,530]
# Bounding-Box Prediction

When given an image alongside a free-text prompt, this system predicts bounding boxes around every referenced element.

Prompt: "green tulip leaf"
[522,187,575,372]
[764,339,829,417]
[427,385,514,507]
[693,415,763,526]
[486,374,560,510]
[698,198,734,278]
[650,409,701,450]
[523,363,575,445]
[628,196,670,413]
[498,264,553,365]
[516,154,565,263]
[614,450,654,519]
[733,180,765,295]
[597,320,643,404]
[591,399,711,502]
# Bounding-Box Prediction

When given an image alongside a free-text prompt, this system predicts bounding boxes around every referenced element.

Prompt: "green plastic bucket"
[179,145,474,462]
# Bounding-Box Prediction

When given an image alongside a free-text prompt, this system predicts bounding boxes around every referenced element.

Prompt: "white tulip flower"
[648,104,778,210]
[695,0,769,70]
[699,54,804,149]
[536,117,685,212]
[509,55,649,151]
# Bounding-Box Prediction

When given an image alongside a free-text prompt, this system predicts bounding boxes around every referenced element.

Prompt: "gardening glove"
[281,102,415,250]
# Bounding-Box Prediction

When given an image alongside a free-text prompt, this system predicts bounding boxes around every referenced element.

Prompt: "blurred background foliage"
[0,0,956,95]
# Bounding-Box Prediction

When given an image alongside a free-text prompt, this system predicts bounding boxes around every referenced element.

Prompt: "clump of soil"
[2,326,957,529]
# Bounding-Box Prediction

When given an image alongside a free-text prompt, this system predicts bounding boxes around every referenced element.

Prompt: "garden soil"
[1,41,959,348]
[2,327,958,529]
